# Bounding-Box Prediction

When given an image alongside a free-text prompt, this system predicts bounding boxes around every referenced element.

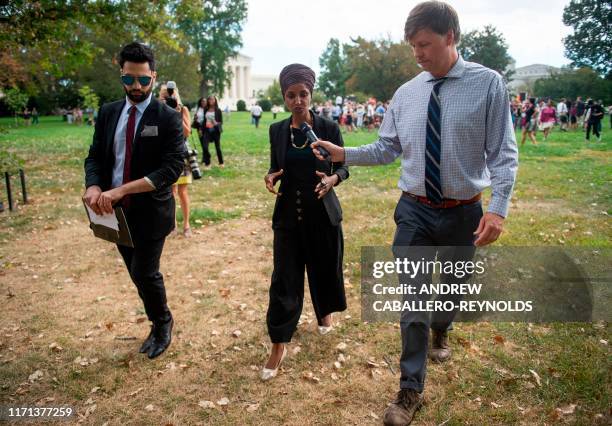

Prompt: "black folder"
[83,201,134,247]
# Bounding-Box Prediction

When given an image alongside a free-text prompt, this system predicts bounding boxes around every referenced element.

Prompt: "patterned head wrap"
[279,63,316,97]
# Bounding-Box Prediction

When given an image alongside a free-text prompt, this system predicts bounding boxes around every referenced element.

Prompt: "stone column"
[244,66,251,100]
[235,65,242,101]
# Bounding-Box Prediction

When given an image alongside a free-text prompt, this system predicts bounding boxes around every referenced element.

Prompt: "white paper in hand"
[85,205,119,231]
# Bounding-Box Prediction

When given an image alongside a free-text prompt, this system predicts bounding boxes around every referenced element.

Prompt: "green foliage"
[0,1,203,112]
[4,88,29,115]
[458,25,513,81]
[563,0,612,78]
[257,99,272,112]
[236,99,246,111]
[174,0,248,97]
[311,90,327,105]
[344,37,419,101]
[0,149,24,172]
[263,79,284,106]
[318,38,349,98]
[78,86,99,111]
[534,67,612,104]
[347,91,370,103]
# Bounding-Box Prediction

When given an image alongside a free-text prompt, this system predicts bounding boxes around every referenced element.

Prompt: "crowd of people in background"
[313,98,391,132]
[510,95,609,145]
[19,92,612,144]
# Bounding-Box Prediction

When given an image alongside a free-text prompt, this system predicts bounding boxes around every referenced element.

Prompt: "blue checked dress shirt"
[344,56,518,217]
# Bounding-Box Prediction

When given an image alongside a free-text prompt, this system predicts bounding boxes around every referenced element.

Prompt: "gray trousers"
[392,195,482,392]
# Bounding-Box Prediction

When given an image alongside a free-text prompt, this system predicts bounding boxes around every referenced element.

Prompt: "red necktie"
[121,106,136,208]
[123,106,136,184]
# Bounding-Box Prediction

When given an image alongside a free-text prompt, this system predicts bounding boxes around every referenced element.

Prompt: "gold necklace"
[290,126,309,149]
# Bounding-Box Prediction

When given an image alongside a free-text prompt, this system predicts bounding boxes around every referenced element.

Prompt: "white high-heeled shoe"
[317,325,333,335]
[260,345,287,381]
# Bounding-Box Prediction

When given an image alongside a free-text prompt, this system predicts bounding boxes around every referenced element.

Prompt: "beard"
[124,85,152,103]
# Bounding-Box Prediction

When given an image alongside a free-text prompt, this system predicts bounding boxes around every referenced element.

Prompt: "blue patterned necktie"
[425,78,447,204]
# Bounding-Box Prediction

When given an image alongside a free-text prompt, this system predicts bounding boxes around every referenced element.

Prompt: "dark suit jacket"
[84,97,185,242]
[268,112,349,228]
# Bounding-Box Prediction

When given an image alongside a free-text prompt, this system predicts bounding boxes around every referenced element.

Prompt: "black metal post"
[4,172,13,211]
[19,169,27,204]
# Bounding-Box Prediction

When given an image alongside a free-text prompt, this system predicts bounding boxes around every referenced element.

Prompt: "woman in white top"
[194,96,224,168]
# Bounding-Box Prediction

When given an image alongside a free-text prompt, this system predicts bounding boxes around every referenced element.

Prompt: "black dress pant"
[200,129,223,165]
[392,195,482,392]
[585,120,601,140]
[117,237,171,324]
[267,216,346,344]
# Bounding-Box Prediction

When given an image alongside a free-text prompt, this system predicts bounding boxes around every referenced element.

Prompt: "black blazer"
[268,112,349,228]
[84,97,185,242]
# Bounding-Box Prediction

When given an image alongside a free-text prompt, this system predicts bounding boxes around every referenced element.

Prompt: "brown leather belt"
[402,192,481,209]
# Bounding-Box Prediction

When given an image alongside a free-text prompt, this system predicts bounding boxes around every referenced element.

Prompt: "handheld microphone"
[299,122,329,159]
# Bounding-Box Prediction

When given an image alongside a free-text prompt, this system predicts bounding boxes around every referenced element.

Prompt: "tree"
[344,37,420,101]
[533,67,612,104]
[4,88,29,123]
[263,79,283,106]
[78,86,100,111]
[563,0,612,78]
[174,0,248,98]
[458,25,513,81]
[318,38,349,98]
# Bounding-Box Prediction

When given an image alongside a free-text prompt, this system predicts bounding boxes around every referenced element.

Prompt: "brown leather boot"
[429,329,451,363]
[382,389,424,426]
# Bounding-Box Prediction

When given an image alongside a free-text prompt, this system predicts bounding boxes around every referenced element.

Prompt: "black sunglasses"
[121,75,153,86]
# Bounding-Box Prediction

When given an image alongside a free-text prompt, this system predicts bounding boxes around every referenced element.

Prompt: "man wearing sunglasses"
[83,42,185,359]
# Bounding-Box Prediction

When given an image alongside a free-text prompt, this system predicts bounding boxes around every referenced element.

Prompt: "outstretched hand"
[264,169,284,195]
[311,140,345,162]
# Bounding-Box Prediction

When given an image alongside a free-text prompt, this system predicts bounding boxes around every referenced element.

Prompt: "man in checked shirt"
[312,2,518,424]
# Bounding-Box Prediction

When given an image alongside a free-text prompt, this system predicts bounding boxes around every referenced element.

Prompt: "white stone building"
[507,63,560,92]
[219,53,276,110]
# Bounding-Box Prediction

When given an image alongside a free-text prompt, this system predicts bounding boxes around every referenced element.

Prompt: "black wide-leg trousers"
[267,222,346,343]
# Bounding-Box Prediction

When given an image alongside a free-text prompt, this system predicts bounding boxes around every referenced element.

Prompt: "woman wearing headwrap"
[261,64,349,381]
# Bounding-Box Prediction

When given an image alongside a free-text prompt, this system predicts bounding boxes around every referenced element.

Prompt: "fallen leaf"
[128,387,144,397]
[48,342,63,352]
[555,403,577,416]
[198,400,215,409]
[529,369,542,387]
[302,371,321,383]
[493,335,505,345]
[28,370,43,382]
[144,404,154,411]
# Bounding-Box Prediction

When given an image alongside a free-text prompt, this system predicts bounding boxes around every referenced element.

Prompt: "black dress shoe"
[147,317,173,359]
[139,327,155,354]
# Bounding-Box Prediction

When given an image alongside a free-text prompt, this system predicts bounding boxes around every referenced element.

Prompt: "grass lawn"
[0,113,610,425]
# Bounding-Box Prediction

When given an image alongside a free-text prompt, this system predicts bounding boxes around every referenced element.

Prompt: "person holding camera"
[261,63,349,381]
[160,82,193,237]
[193,96,224,168]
